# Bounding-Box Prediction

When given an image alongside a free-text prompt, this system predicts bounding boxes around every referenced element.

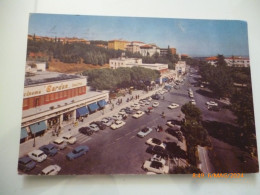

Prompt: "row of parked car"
[18,132,89,175]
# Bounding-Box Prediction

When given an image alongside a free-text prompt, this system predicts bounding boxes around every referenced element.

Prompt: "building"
[140,44,160,57]
[108,40,130,51]
[175,61,186,74]
[109,57,175,84]
[20,70,109,143]
[160,47,177,57]
[26,62,47,73]
[225,56,250,67]
[126,41,145,53]
[205,56,250,67]
[27,35,90,44]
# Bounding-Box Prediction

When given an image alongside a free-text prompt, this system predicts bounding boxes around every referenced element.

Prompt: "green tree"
[181,103,202,121]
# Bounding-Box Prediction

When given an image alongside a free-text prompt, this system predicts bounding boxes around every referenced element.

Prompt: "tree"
[181,103,202,121]
[216,54,227,67]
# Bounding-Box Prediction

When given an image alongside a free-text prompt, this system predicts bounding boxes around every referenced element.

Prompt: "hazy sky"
[28,13,249,57]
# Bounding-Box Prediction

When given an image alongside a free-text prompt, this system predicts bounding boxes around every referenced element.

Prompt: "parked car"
[206,101,218,107]
[146,138,166,149]
[119,113,128,120]
[28,150,47,163]
[91,121,106,130]
[62,134,77,144]
[18,157,36,172]
[152,102,159,107]
[189,93,194,98]
[66,145,89,160]
[151,94,160,100]
[101,118,113,127]
[133,104,140,110]
[150,154,166,165]
[125,108,134,114]
[52,138,67,150]
[39,144,58,156]
[137,127,153,138]
[40,165,61,175]
[142,160,169,174]
[146,145,171,159]
[168,103,179,109]
[110,120,126,130]
[79,127,94,136]
[132,111,145,119]
[145,107,154,114]
[89,124,100,132]
[166,119,183,127]
[112,114,123,121]
[118,109,126,115]
[166,128,183,142]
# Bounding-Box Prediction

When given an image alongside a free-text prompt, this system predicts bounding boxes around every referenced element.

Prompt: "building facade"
[126,41,145,53]
[140,44,160,57]
[20,71,109,143]
[225,56,250,67]
[175,61,186,74]
[108,40,130,50]
[160,47,177,57]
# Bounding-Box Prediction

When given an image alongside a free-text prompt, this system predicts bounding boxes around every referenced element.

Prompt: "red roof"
[205,56,218,61]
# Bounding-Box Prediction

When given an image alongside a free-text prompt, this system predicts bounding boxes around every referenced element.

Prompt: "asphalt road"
[24,79,191,175]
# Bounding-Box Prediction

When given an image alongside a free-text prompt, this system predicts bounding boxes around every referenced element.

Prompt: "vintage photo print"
[18,14,258,175]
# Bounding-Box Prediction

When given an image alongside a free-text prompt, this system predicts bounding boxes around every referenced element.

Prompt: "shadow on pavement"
[196,89,216,99]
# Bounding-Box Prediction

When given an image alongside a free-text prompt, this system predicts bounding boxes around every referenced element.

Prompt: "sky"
[28,13,249,57]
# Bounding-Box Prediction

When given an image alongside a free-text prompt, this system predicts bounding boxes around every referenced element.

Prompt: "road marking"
[125,132,132,136]
[116,137,122,141]
[130,135,135,139]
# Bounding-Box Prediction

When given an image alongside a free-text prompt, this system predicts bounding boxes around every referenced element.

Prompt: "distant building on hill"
[108,40,130,50]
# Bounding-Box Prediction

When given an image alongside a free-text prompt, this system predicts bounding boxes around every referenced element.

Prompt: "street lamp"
[33,133,36,147]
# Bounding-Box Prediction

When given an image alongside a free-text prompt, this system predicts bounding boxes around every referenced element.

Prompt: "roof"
[32,150,44,155]
[140,44,153,48]
[205,56,218,61]
[24,71,83,86]
[225,56,249,60]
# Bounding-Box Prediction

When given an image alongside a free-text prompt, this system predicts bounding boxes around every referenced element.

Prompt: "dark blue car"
[66,145,89,160]
[39,144,58,156]
[18,157,36,172]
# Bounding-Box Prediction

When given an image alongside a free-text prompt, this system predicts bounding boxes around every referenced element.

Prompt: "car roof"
[62,134,72,138]
[54,138,64,143]
[19,156,32,163]
[31,149,44,155]
[42,165,56,174]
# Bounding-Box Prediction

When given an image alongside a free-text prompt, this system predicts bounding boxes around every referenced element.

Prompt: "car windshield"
[49,146,54,150]
[152,139,161,145]
[151,161,163,169]
[142,128,149,133]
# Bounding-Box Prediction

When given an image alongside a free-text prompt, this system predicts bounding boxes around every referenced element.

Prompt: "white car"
[89,124,100,132]
[28,150,47,163]
[168,103,179,109]
[152,102,159,107]
[40,165,61,175]
[134,104,140,110]
[110,120,126,130]
[189,93,194,98]
[112,114,123,121]
[151,154,166,165]
[52,138,67,150]
[144,100,150,105]
[132,111,145,119]
[146,138,166,149]
[143,160,169,174]
[62,134,77,144]
[137,127,153,138]
[190,99,196,105]
[206,101,218,106]
[147,97,152,101]
[118,110,126,115]
[101,118,113,127]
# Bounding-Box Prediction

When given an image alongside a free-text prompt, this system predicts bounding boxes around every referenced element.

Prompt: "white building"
[175,61,186,74]
[140,44,160,57]
[126,41,145,53]
[225,57,250,67]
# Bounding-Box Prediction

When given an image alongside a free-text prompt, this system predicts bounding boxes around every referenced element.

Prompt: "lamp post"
[33,133,36,147]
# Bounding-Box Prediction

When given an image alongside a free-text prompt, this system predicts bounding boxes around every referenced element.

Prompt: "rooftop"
[24,71,84,86]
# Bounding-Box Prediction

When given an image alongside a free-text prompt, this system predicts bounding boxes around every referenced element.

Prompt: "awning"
[29,121,47,134]
[97,100,107,108]
[76,106,89,118]
[88,102,99,112]
[20,127,28,139]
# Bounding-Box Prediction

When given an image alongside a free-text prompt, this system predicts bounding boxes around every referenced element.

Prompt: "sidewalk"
[19,87,164,157]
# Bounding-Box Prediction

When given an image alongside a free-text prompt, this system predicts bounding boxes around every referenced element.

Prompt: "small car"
[110,120,126,130]
[62,134,77,144]
[132,111,145,119]
[18,157,36,172]
[112,114,123,121]
[206,101,218,107]
[90,121,106,130]
[52,138,67,150]
[28,150,47,163]
[101,118,113,127]
[168,103,179,109]
[79,127,94,136]
[137,127,153,138]
[190,99,196,105]
[40,165,61,175]
[39,144,58,156]
[143,160,169,174]
[66,145,89,160]
[146,138,166,149]
[89,124,100,132]
[152,102,159,107]
[150,154,166,165]
[151,94,160,100]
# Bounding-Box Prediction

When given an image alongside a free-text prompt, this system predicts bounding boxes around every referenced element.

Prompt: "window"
[50,93,54,101]
[55,92,58,99]
[45,94,49,102]
[23,99,28,107]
